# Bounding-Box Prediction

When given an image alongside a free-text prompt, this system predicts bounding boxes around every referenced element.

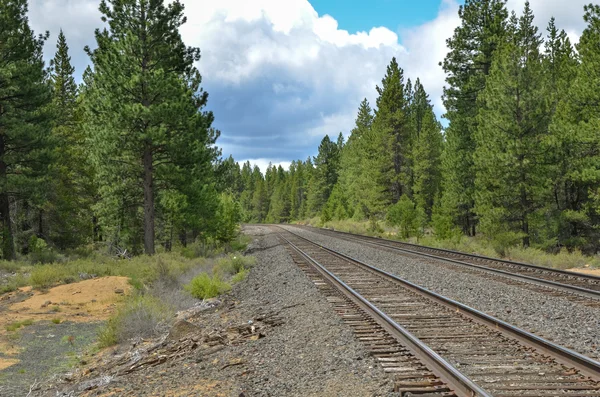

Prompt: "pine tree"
[306,135,340,216]
[46,30,95,248]
[549,4,600,251]
[440,0,509,236]
[474,3,549,248]
[0,0,52,259]
[338,99,374,218]
[372,57,410,204]
[84,0,217,254]
[409,79,443,221]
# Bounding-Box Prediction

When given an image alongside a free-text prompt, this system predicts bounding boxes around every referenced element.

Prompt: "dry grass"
[311,219,600,271]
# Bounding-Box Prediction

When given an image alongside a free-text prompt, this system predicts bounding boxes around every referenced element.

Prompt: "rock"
[41,300,52,308]
[167,319,200,341]
[114,288,125,295]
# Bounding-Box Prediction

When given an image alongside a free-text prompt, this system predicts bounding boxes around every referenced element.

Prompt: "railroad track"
[292,225,600,307]
[275,226,600,396]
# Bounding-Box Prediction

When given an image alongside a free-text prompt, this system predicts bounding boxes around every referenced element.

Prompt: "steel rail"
[279,226,600,380]
[297,225,600,300]
[279,233,492,397]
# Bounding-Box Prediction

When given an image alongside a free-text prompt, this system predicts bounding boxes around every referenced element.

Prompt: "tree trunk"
[179,229,187,247]
[38,209,44,238]
[0,135,15,260]
[143,146,155,255]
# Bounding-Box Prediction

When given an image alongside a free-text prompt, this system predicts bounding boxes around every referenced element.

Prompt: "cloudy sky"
[28,0,590,172]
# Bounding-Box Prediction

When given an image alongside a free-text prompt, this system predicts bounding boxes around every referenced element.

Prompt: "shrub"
[231,267,249,284]
[215,254,256,276]
[28,236,59,264]
[98,294,173,347]
[6,319,34,332]
[387,196,421,238]
[30,265,70,289]
[184,273,230,299]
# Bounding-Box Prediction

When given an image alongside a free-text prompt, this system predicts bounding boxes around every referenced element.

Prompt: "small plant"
[52,318,62,324]
[184,273,231,299]
[51,305,62,312]
[216,254,256,276]
[231,267,249,284]
[5,319,34,332]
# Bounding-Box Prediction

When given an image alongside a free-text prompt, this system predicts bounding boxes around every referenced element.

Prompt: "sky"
[27,0,591,173]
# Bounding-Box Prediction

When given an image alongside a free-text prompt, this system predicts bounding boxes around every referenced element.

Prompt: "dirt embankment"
[0,277,132,395]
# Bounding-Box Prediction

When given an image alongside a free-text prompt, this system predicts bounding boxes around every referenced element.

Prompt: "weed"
[51,318,62,324]
[98,294,173,347]
[184,273,231,299]
[51,305,62,312]
[231,267,249,284]
[5,319,34,332]
[215,254,256,276]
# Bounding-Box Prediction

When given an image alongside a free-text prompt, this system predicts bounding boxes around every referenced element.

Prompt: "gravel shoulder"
[280,225,600,359]
[35,225,393,397]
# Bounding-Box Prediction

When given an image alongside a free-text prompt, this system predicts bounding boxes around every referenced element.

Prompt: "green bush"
[28,236,59,264]
[215,254,256,276]
[387,196,421,238]
[231,267,249,284]
[184,273,230,299]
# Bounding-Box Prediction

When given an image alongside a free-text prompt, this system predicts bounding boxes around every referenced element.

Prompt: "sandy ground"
[569,267,600,277]
[0,277,132,371]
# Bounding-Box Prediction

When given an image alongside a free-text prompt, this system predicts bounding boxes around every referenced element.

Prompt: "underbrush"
[99,251,256,347]
[314,219,600,270]
[98,294,173,347]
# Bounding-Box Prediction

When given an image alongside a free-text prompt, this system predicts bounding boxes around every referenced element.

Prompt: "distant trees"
[227,1,600,256]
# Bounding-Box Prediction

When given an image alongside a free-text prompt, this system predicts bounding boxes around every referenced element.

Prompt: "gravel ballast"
[280,225,600,359]
[35,225,394,397]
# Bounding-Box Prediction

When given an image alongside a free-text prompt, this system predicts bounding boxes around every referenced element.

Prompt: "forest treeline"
[221,1,600,254]
[0,0,241,260]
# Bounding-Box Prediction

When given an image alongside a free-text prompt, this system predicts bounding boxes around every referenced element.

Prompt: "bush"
[387,196,421,238]
[30,265,70,289]
[98,294,173,347]
[231,267,249,284]
[184,273,230,299]
[215,254,256,276]
[28,236,59,264]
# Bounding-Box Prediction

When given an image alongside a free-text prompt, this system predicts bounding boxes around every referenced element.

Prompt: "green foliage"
[6,319,34,332]
[215,254,256,276]
[184,273,231,300]
[0,0,53,260]
[83,0,219,255]
[474,4,549,248]
[27,236,58,264]
[231,267,249,284]
[386,196,422,239]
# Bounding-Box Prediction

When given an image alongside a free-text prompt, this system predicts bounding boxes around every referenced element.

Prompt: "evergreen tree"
[338,99,374,218]
[84,0,217,254]
[440,0,509,236]
[306,135,340,216]
[409,79,443,221]
[549,4,600,251]
[46,30,95,249]
[0,0,52,259]
[474,4,549,248]
[372,57,410,204]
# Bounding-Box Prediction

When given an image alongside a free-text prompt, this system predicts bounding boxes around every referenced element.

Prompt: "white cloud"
[238,159,293,175]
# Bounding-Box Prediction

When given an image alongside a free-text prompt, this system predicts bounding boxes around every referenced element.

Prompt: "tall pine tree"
[440,0,509,236]
[0,0,52,259]
[474,3,549,248]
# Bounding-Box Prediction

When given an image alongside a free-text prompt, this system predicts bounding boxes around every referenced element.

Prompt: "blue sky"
[27,0,589,172]
[311,0,445,34]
